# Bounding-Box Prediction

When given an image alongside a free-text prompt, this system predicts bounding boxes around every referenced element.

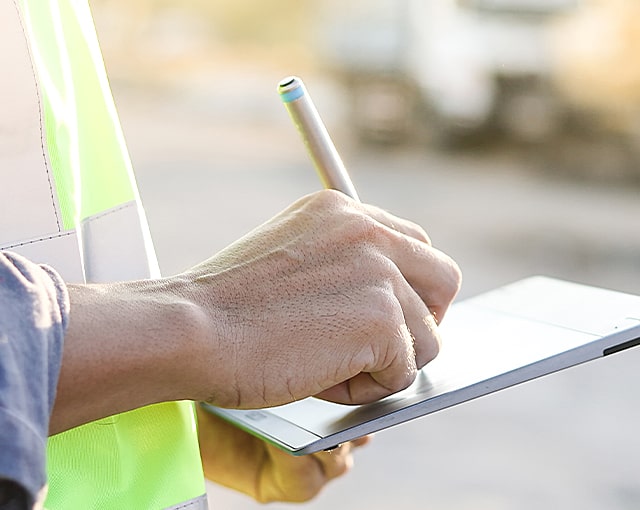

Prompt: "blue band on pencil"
[279,86,304,103]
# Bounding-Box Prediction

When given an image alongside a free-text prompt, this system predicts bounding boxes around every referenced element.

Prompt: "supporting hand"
[196,405,372,503]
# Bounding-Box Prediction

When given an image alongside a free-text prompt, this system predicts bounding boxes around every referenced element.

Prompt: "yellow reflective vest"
[0,0,207,508]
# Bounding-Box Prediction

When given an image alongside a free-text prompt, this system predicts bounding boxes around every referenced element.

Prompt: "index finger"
[360,203,433,246]
[358,203,462,322]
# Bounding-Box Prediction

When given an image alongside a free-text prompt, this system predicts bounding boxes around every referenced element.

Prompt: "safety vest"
[0,1,207,508]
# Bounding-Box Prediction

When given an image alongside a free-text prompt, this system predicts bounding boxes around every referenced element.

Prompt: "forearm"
[50,277,209,435]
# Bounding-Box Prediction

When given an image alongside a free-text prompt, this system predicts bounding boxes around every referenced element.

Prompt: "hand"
[52,189,460,433]
[196,404,372,503]
[181,189,461,408]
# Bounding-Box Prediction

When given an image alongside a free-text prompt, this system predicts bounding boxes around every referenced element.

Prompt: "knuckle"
[387,363,417,393]
[420,330,441,366]
[363,288,402,334]
[411,314,441,369]
[341,208,392,249]
[432,254,462,303]
[411,224,432,245]
[445,259,463,298]
[383,327,418,389]
[312,188,351,210]
[348,214,383,247]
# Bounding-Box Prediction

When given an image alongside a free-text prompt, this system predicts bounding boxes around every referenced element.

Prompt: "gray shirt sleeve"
[0,251,69,509]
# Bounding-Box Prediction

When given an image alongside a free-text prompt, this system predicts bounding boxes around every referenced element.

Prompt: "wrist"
[52,278,210,433]
[164,273,236,406]
[149,275,220,403]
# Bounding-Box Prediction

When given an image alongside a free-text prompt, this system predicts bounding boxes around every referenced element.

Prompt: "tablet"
[201,276,640,455]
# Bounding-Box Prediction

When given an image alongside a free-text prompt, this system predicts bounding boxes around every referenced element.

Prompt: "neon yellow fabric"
[19,0,136,229]
[14,1,207,508]
[46,403,205,509]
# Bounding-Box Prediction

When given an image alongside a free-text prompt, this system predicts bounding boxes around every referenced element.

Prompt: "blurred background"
[91,0,640,508]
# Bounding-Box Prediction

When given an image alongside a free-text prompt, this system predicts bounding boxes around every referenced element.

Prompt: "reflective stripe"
[2,201,157,284]
[164,494,209,510]
[3,201,157,283]
[3,231,85,283]
[81,200,158,281]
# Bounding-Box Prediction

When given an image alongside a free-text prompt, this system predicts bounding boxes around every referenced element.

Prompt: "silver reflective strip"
[1,200,160,284]
[2,230,84,283]
[81,200,160,283]
[0,0,61,246]
[164,494,208,510]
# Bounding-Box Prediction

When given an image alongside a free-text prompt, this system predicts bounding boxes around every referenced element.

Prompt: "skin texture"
[50,189,462,501]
